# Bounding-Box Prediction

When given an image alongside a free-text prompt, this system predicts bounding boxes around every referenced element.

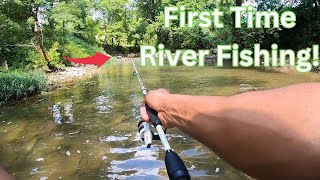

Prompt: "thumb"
[144,89,170,111]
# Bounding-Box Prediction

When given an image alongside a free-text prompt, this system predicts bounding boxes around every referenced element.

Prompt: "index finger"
[140,106,150,122]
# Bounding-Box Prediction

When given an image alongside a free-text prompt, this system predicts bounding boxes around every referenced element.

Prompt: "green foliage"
[0,0,318,104]
[64,37,104,58]
[0,3,32,66]
[50,2,83,34]
[122,0,319,53]
[0,0,108,104]
[0,0,107,69]
[26,49,47,69]
[96,0,130,49]
[278,0,320,50]
[135,0,162,21]
[1,0,319,67]
[128,19,148,49]
[0,71,47,104]
[143,22,160,46]
[47,42,61,67]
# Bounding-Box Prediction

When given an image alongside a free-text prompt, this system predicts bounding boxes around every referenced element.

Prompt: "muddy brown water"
[1,61,320,179]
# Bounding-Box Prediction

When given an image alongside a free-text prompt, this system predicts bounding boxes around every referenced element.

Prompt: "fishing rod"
[131,59,191,180]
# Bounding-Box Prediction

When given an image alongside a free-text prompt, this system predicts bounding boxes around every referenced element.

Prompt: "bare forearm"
[163,83,320,179]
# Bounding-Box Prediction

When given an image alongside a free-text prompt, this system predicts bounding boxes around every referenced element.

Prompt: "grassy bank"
[0,71,47,105]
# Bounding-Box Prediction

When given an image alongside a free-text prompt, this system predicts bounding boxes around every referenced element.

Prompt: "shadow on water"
[1,61,320,179]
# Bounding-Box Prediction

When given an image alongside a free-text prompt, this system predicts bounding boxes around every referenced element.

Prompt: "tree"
[232,0,243,45]
[34,6,53,70]
[97,0,129,48]
[135,0,162,22]
[0,0,38,68]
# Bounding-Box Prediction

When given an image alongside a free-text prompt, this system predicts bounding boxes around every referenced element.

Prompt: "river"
[1,61,320,179]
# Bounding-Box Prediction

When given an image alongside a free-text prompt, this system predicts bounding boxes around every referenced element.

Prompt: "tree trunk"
[117,39,120,49]
[232,0,243,45]
[103,22,108,46]
[134,40,138,50]
[314,0,319,7]
[150,0,155,22]
[2,60,8,70]
[34,7,55,70]
[62,21,66,47]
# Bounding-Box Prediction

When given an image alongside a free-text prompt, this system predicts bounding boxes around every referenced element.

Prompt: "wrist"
[160,94,193,128]
[162,94,229,128]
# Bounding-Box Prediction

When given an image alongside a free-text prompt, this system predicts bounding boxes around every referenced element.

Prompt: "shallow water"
[1,62,320,180]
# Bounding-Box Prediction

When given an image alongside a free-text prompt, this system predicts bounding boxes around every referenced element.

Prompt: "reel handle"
[145,104,190,180]
[145,104,162,127]
[165,150,191,180]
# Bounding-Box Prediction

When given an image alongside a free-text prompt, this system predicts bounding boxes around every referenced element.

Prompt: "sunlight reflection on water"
[3,62,317,179]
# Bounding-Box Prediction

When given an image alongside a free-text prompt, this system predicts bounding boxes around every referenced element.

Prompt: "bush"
[26,49,47,69]
[63,37,104,58]
[47,42,62,68]
[0,71,47,104]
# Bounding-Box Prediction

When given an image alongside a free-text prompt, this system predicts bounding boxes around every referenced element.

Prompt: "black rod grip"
[165,151,190,180]
[145,104,162,127]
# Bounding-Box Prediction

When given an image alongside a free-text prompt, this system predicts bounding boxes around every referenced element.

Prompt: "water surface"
[1,62,320,179]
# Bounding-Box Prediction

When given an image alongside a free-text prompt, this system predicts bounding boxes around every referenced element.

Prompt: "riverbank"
[0,65,101,105]
[1,57,318,105]
[0,71,47,105]
[46,65,100,91]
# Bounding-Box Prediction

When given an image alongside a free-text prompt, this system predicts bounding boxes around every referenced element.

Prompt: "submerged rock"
[36,158,44,162]
[215,167,220,173]
[66,151,71,156]
[239,84,258,93]
[239,84,267,93]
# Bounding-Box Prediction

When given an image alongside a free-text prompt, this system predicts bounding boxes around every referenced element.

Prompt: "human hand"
[140,89,174,128]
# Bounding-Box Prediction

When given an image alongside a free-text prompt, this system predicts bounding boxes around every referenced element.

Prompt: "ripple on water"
[109,146,159,154]
[109,159,164,172]
[180,148,210,158]
[52,104,62,125]
[189,169,209,177]
[51,101,74,124]
[124,175,167,180]
[95,96,113,114]
[108,158,166,179]
[0,63,268,180]
[106,145,165,179]
[64,102,74,123]
[99,136,128,142]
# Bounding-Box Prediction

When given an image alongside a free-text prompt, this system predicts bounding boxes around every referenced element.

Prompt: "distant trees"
[0,0,319,69]
[0,0,103,70]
